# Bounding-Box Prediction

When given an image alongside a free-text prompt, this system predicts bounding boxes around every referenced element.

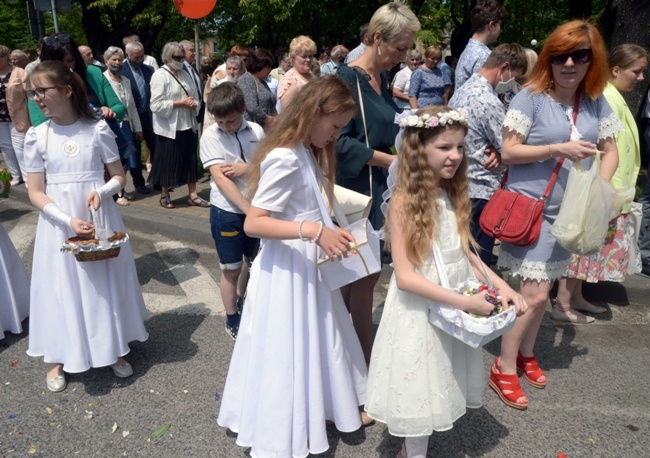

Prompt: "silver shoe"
[111,361,133,378]
[46,375,67,392]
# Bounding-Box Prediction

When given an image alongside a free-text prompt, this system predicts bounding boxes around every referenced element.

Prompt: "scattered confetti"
[149,390,155,393]
[46,407,53,415]
[85,410,95,420]
[151,423,171,439]
[588,438,596,446]
[112,422,119,434]
[214,392,220,401]
[122,431,130,438]
[558,453,567,458]
[11,361,18,367]
[5,382,10,385]
[183,390,188,394]
[8,413,17,419]
[27,445,37,454]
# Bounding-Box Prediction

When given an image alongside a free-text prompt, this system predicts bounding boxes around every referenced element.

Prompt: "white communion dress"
[0,222,30,339]
[366,193,485,436]
[217,145,368,458]
[23,119,149,373]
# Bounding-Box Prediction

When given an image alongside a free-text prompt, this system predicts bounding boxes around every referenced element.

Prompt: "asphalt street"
[1,194,649,458]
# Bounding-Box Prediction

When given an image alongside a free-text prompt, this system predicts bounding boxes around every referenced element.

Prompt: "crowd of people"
[1,0,650,456]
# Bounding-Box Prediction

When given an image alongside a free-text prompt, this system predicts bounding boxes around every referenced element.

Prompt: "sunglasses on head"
[550,48,592,65]
[43,34,70,46]
[171,55,185,62]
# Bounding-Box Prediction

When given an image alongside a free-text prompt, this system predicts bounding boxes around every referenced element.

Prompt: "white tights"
[404,436,429,457]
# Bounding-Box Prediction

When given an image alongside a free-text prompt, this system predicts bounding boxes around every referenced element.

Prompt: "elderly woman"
[203,55,245,130]
[103,46,145,204]
[409,45,452,108]
[336,2,420,364]
[490,20,621,410]
[277,35,317,110]
[0,45,28,186]
[237,48,277,128]
[213,45,249,81]
[392,49,421,111]
[149,42,205,209]
[555,44,648,322]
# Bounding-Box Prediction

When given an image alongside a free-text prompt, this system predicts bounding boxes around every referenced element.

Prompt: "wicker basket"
[63,231,129,262]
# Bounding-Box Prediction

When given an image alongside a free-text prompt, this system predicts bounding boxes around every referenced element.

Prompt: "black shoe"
[642,264,650,276]
[135,185,151,195]
[225,322,239,341]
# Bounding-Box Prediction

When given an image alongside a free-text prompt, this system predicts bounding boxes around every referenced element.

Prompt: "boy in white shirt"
[200,83,265,340]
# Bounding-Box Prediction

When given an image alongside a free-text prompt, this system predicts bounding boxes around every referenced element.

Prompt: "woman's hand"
[557,141,598,161]
[317,225,355,261]
[86,190,101,210]
[462,293,498,317]
[100,106,116,119]
[70,218,94,236]
[134,131,143,142]
[176,96,197,109]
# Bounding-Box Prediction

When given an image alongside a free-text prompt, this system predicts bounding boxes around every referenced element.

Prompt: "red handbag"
[479,93,579,246]
[479,163,563,246]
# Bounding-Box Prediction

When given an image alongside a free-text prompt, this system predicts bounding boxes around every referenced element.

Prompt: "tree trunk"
[600,0,650,113]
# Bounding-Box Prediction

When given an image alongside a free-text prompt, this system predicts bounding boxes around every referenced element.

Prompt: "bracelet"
[311,221,324,244]
[298,220,310,242]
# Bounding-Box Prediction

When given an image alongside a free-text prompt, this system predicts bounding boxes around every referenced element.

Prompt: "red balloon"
[173,0,217,19]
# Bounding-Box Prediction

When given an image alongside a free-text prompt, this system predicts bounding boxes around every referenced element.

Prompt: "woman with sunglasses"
[149,42,205,209]
[555,44,648,320]
[489,20,621,410]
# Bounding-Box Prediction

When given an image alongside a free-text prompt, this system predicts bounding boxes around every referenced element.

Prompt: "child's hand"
[318,226,355,261]
[86,191,101,210]
[498,286,529,316]
[463,293,497,317]
[220,163,247,178]
[71,218,94,236]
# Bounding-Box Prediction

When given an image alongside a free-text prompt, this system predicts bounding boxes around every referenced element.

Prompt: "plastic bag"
[551,152,615,255]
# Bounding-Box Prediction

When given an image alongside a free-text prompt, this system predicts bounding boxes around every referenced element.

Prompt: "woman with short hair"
[277,35,317,110]
[408,45,452,108]
[391,48,421,111]
[237,48,277,128]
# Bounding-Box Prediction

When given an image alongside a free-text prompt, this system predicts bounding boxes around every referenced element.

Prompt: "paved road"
[1,196,649,457]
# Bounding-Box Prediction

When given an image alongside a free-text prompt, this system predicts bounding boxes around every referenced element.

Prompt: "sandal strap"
[491,360,526,398]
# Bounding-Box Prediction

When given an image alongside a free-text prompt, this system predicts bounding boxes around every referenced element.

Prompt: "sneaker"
[10,177,22,186]
[236,296,243,314]
[225,322,239,341]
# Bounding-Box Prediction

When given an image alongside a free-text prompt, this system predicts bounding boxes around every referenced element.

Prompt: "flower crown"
[399,108,468,129]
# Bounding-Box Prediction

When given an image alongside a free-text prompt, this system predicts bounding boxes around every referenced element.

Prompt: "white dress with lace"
[365,193,484,437]
[496,88,623,282]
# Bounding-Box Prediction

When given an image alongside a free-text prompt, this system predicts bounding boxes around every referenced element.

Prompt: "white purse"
[305,151,381,291]
[427,243,516,348]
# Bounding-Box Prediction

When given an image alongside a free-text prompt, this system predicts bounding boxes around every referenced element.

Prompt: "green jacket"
[28,64,126,127]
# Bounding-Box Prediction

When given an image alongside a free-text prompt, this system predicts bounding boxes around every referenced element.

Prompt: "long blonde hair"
[387,106,473,265]
[247,76,357,199]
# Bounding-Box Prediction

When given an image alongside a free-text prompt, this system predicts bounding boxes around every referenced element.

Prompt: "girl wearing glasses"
[488,20,621,410]
[23,61,149,392]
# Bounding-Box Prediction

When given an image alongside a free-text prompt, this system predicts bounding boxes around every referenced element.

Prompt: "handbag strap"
[303,146,349,228]
[500,91,581,199]
[355,74,373,199]
[163,67,191,98]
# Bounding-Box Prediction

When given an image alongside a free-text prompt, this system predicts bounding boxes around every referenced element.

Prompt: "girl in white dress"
[217,76,370,457]
[24,61,149,392]
[0,222,29,339]
[365,107,527,458]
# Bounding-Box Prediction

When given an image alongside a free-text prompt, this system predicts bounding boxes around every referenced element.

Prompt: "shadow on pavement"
[135,247,201,287]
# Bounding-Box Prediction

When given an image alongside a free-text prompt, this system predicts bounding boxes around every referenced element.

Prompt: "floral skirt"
[564,213,634,283]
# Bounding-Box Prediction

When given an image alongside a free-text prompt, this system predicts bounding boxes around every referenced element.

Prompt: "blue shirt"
[409,65,451,108]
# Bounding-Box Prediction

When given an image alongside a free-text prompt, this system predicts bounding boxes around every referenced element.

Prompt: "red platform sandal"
[489,358,528,410]
[517,352,547,389]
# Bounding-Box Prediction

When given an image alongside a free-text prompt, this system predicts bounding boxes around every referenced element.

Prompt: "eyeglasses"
[27,86,58,99]
[550,49,592,65]
[43,34,70,46]
[171,55,185,62]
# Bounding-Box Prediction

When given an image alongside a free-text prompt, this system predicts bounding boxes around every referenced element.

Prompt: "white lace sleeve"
[502,109,532,137]
[598,111,624,142]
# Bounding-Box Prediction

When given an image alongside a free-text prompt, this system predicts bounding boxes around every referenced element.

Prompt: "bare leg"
[221,269,241,315]
[553,277,595,321]
[47,363,64,380]
[346,273,380,365]
[188,182,197,198]
[237,260,250,298]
